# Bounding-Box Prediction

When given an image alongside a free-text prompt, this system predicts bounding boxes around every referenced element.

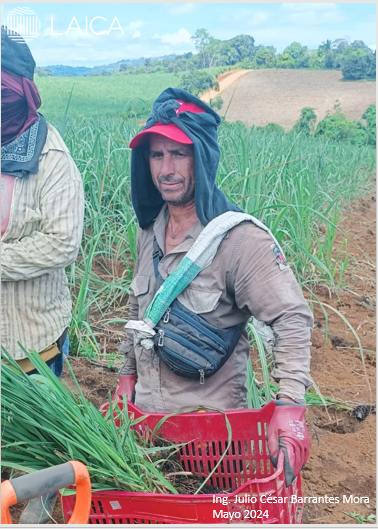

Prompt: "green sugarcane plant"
[1,346,180,494]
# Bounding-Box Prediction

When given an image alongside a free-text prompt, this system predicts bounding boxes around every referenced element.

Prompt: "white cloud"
[226,9,271,26]
[32,39,143,66]
[41,27,51,37]
[126,20,143,31]
[282,3,346,26]
[122,20,143,39]
[168,3,197,16]
[42,12,56,24]
[249,11,270,26]
[252,25,361,52]
[282,3,337,11]
[153,28,192,46]
[222,9,270,26]
[241,10,270,26]
[320,10,347,24]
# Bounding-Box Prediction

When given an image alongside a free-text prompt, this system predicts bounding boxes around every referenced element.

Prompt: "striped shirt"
[1,123,84,360]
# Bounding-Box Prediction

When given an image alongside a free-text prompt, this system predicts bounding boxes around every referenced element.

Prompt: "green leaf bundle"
[1,347,178,494]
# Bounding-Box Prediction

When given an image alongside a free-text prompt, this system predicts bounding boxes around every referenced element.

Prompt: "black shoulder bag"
[152,237,247,384]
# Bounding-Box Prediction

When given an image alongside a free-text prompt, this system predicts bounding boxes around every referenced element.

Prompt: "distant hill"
[38,55,176,77]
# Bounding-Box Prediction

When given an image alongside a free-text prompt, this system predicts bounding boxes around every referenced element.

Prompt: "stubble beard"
[164,190,194,206]
[158,178,195,206]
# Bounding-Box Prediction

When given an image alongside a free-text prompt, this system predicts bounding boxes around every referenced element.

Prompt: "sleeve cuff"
[119,360,137,375]
[277,379,307,405]
[118,340,137,374]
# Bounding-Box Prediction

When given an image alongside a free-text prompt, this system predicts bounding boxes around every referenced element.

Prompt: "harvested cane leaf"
[1,346,179,494]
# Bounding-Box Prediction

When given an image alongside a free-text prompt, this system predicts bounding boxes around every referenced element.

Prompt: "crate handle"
[1,461,91,524]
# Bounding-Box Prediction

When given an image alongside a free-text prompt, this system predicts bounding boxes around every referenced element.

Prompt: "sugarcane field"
[1,5,376,527]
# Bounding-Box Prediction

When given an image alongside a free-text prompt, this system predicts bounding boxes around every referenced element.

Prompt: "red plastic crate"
[61,401,302,524]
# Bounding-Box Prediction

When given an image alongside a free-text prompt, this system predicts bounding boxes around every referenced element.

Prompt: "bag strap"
[145,212,283,325]
[152,236,164,279]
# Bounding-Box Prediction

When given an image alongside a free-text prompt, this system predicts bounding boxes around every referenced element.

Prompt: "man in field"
[118,87,313,486]
[1,27,84,523]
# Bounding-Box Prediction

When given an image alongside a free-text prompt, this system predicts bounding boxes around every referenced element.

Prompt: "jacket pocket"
[130,275,151,318]
[178,286,222,315]
[130,275,150,296]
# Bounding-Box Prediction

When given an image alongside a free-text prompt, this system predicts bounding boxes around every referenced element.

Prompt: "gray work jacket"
[120,205,313,411]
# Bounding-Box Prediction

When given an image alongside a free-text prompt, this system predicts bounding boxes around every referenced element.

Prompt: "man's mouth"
[160,181,182,189]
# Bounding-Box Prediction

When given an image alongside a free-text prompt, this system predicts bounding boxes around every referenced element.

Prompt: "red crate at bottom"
[61,400,303,524]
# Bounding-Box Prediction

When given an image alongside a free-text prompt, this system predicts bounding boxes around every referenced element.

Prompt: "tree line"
[290,103,376,145]
[119,30,376,83]
[223,103,376,147]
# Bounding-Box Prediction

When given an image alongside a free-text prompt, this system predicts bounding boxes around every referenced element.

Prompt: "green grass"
[344,501,376,524]
[35,72,181,123]
[344,512,376,524]
[35,66,240,124]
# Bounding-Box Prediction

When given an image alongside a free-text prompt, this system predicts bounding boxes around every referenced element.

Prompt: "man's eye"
[150,153,163,159]
[174,152,185,158]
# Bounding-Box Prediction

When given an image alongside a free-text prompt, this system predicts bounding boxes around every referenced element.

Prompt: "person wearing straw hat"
[118,87,313,487]
[1,26,84,523]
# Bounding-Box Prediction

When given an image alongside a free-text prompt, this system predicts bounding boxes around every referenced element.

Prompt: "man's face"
[149,135,195,206]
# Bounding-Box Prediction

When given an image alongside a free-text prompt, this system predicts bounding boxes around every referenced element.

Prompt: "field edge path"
[200,69,249,103]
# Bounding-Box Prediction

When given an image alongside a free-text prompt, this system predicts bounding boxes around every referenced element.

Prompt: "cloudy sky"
[1,2,376,67]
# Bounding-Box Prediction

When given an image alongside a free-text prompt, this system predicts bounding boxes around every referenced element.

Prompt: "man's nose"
[159,154,175,176]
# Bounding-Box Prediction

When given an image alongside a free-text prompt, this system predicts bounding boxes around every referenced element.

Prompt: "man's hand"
[267,400,310,487]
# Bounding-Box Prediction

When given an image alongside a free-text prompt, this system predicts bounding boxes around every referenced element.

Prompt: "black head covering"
[130,88,242,229]
[1,26,36,80]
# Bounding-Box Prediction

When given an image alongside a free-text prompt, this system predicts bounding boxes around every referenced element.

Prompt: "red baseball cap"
[129,99,205,148]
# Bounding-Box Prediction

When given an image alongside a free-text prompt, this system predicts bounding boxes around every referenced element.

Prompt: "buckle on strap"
[152,236,164,278]
[153,236,163,255]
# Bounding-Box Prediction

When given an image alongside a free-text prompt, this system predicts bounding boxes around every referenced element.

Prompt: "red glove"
[113,375,137,402]
[99,375,137,414]
[267,400,310,487]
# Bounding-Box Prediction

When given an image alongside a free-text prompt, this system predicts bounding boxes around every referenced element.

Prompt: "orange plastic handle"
[67,461,92,524]
[1,481,16,525]
[1,461,91,525]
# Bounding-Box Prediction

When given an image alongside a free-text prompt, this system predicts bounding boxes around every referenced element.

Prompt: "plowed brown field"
[217,69,376,130]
